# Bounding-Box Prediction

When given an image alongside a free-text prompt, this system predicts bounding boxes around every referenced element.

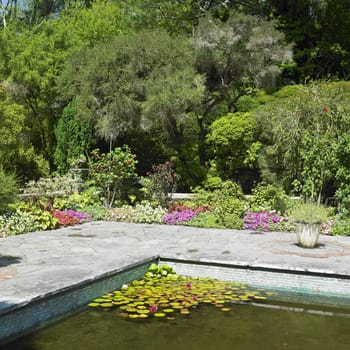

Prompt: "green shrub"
[16,202,58,231]
[290,202,328,224]
[0,202,57,236]
[329,217,350,236]
[105,202,167,224]
[191,181,246,229]
[185,211,225,229]
[0,170,19,209]
[88,146,138,208]
[22,174,79,202]
[142,161,179,207]
[250,183,291,214]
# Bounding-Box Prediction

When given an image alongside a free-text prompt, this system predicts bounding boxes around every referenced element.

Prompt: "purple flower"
[162,209,198,225]
[243,210,283,232]
[149,305,158,313]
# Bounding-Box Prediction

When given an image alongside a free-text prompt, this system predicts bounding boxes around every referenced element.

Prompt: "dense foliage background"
[1,0,350,227]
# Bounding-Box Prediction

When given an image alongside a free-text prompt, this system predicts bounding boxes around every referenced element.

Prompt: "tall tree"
[268,0,350,81]
[0,0,129,168]
[58,29,205,152]
[193,11,292,164]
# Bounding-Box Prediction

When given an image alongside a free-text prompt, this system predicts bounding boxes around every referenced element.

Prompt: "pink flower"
[149,305,158,313]
[192,296,198,301]
[185,283,192,289]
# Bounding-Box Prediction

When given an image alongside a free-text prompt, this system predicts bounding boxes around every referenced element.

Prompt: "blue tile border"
[0,256,158,345]
[3,254,350,345]
[159,257,350,308]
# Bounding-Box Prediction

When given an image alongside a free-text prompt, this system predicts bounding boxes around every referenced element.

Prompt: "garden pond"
[2,264,350,350]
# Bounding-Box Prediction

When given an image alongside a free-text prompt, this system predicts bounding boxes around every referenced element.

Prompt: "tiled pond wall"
[0,256,157,345]
[159,258,350,307]
[2,255,350,345]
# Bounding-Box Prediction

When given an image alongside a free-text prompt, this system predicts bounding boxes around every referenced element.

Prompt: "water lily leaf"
[100,303,113,308]
[88,302,100,307]
[220,307,231,312]
[163,308,174,313]
[93,298,111,303]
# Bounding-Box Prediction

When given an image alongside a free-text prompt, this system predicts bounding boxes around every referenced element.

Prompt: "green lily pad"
[88,302,100,307]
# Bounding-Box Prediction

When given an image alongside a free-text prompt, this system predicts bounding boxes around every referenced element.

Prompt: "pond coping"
[1,221,350,344]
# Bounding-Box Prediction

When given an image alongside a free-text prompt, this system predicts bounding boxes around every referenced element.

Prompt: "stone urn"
[296,223,321,248]
[291,202,328,249]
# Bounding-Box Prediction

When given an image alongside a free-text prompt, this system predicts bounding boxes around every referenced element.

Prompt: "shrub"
[191,181,246,229]
[243,210,294,232]
[250,183,291,214]
[52,188,106,220]
[88,146,138,208]
[0,170,19,209]
[185,211,225,229]
[51,209,91,227]
[105,202,166,224]
[162,209,198,225]
[327,216,350,236]
[22,174,79,202]
[16,202,58,231]
[142,161,179,207]
[0,202,57,236]
[132,203,167,224]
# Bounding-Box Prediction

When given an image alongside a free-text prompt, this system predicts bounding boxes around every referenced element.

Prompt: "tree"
[0,0,129,167]
[268,0,350,81]
[193,11,293,164]
[206,112,257,182]
[54,99,95,173]
[59,29,205,152]
[0,84,49,181]
[254,81,350,204]
[88,146,137,208]
[0,0,20,28]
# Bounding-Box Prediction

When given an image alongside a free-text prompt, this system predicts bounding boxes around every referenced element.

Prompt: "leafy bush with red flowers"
[51,209,91,227]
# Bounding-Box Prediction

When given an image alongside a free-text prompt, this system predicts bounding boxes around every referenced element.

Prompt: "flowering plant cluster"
[167,203,209,214]
[51,209,91,227]
[145,161,179,207]
[243,210,284,232]
[105,202,167,224]
[162,209,198,225]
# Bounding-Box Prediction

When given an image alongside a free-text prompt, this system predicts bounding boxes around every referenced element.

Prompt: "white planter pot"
[296,223,321,248]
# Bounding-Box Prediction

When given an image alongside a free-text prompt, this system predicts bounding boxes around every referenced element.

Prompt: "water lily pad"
[163,308,174,313]
[137,309,150,314]
[88,302,100,307]
[126,307,138,313]
[221,307,231,312]
[100,303,113,308]
[154,312,166,318]
[180,309,191,315]
[93,298,110,303]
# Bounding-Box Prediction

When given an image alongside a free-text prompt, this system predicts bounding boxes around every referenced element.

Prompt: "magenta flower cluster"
[162,209,198,225]
[243,210,282,232]
[52,209,91,227]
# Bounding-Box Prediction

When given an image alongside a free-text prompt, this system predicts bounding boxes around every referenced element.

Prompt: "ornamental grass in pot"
[290,202,328,248]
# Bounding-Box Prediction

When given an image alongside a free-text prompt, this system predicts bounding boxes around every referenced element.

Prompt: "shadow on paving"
[0,255,22,267]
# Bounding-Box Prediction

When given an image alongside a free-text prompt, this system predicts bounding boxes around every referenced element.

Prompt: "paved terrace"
[2,221,350,343]
[2,222,350,311]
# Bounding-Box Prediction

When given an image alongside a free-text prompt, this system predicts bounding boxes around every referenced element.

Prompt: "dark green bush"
[0,170,19,209]
[190,180,245,229]
[250,183,291,214]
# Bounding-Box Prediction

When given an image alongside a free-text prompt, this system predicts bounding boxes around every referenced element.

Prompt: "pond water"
[2,300,350,350]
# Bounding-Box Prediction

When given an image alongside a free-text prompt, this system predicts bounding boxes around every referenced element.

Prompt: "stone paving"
[1,221,350,316]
